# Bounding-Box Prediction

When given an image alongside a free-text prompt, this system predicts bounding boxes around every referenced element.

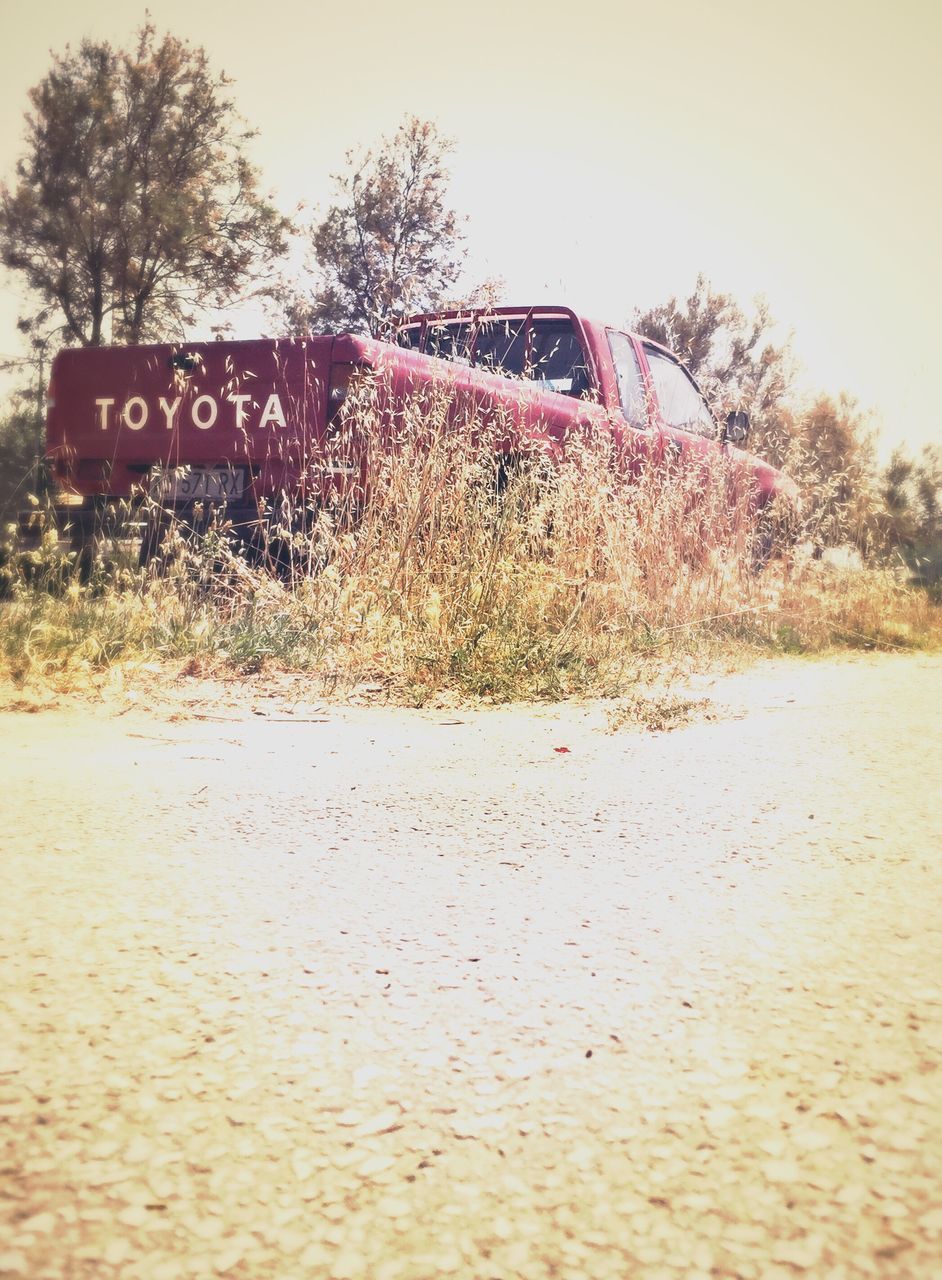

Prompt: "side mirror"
[724,409,750,445]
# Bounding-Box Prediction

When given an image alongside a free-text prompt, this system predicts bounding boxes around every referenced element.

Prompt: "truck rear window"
[529,322,591,396]
[474,318,527,376]
[396,325,421,349]
[427,322,472,362]
[399,315,591,397]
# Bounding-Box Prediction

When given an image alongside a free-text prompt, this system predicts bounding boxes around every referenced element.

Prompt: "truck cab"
[394,305,793,510]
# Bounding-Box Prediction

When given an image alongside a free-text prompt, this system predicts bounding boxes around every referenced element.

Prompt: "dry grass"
[2,382,940,704]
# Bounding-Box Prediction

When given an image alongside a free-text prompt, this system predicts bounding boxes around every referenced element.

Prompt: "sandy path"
[1,653,941,1279]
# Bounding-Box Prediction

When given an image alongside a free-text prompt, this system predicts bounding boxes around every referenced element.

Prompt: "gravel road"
[1,653,941,1279]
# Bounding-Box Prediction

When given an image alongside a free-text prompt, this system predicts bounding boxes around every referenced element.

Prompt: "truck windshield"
[643,346,716,438]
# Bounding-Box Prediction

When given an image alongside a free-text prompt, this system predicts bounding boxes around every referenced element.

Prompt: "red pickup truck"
[44,305,797,559]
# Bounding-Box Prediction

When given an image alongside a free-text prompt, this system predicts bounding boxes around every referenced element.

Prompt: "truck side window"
[643,347,715,438]
[607,330,646,426]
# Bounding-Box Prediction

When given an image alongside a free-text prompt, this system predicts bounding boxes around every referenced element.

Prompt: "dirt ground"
[1,652,941,1279]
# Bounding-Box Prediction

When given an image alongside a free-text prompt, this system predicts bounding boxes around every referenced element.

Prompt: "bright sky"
[0,0,938,457]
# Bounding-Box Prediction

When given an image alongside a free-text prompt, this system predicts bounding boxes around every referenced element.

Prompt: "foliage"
[782,393,883,549]
[0,404,44,521]
[0,23,289,347]
[284,117,466,339]
[878,444,942,596]
[881,444,942,546]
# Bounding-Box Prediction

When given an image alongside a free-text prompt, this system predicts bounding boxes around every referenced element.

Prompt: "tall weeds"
[1,382,939,701]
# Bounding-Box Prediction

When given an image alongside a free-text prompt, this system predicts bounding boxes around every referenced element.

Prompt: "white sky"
[0,0,939,458]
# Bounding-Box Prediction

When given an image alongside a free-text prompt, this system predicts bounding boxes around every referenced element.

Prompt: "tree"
[0,24,289,347]
[914,445,942,542]
[792,393,881,547]
[880,444,942,551]
[286,117,466,339]
[0,403,45,523]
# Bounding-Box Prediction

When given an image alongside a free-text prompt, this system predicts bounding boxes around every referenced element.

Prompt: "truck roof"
[397,304,673,359]
[400,304,581,325]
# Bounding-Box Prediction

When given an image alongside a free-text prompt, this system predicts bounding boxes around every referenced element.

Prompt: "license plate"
[153,466,246,502]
